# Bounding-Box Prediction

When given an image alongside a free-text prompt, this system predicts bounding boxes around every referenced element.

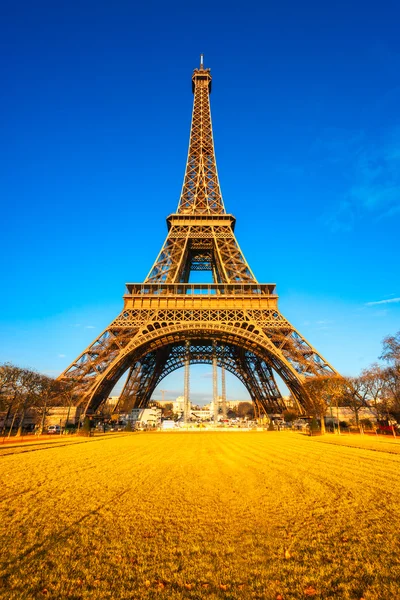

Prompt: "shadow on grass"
[0,434,133,458]
[0,489,130,579]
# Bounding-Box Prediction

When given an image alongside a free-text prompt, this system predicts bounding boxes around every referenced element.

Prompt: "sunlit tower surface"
[59,56,338,417]
[221,366,227,419]
[183,341,190,424]
[212,341,218,423]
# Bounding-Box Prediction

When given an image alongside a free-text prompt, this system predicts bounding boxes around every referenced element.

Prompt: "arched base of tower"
[61,324,319,417]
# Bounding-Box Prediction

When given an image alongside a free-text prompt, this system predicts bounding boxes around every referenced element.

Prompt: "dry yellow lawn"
[1,431,400,599]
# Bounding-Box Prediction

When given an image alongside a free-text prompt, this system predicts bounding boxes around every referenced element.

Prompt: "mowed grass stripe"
[1,432,400,599]
[0,434,134,457]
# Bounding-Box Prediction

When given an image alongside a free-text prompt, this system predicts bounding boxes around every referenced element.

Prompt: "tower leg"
[252,358,286,414]
[221,365,227,419]
[184,341,190,424]
[213,341,218,425]
[231,348,285,416]
[117,363,141,413]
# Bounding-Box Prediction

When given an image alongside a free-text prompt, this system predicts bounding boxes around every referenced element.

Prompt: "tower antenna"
[200,53,204,69]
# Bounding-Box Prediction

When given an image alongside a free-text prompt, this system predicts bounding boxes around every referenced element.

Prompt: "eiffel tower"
[60,56,337,417]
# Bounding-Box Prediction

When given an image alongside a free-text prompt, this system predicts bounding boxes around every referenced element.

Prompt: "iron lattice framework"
[59,57,338,415]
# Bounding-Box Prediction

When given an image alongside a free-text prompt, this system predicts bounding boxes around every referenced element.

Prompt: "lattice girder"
[118,348,173,412]
[178,65,224,215]
[145,218,256,284]
[59,287,336,415]
[239,350,287,413]
[120,340,285,414]
[58,58,339,415]
[117,362,142,412]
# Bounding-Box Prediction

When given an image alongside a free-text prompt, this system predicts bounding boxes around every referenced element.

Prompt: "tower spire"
[177,59,224,214]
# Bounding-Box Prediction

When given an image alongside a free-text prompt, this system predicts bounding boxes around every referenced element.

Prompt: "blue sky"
[1,0,399,403]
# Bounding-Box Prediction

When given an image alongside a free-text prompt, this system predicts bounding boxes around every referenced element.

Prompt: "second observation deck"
[125,283,277,297]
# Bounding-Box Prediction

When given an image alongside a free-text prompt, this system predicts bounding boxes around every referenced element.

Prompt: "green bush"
[309,417,320,433]
[282,410,298,423]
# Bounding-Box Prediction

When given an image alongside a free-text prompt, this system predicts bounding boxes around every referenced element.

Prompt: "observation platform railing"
[125,283,277,297]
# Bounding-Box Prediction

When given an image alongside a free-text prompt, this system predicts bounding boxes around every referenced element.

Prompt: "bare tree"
[379,332,400,422]
[1,364,81,437]
[0,364,22,435]
[303,375,346,434]
[380,331,400,364]
[341,375,369,430]
[282,409,298,423]
[59,379,79,429]
[15,370,45,436]
[361,364,388,419]
[33,376,64,434]
[0,363,18,398]
[382,366,400,422]
[237,402,255,419]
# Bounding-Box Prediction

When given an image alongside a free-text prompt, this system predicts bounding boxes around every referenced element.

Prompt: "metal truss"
[178,61,224,215]
[221,365,227,418]
[145,219,256,284]
[59,58,339,416]
[118,347,172,413]
[145,60,255,284]
[113,340,285,416]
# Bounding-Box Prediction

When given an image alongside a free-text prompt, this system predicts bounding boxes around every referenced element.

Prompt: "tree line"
[153,401,255,420]
[301,331,400,433]
[0,365,73,436]
[1,331,399,435]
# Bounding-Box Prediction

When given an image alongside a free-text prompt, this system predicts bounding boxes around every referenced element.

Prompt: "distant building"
[173,396,185,414]
[225,400,243,409]
[191,407,212,421]
[46,406,81,427]
[151,396,257,421]
[128,407,162,428]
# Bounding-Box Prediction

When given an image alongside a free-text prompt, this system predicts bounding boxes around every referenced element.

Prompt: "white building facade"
[128,407,162,428]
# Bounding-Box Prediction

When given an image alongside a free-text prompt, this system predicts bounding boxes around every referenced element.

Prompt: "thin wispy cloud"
[57,353,66,358]
[365,297,400,306]
[85,325,96,329]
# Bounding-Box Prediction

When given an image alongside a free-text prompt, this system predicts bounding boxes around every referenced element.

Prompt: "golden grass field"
[1,431,400,600]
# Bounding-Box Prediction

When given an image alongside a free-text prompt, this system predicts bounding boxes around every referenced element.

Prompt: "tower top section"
[191,54,212,94]
[178,57,224,215]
